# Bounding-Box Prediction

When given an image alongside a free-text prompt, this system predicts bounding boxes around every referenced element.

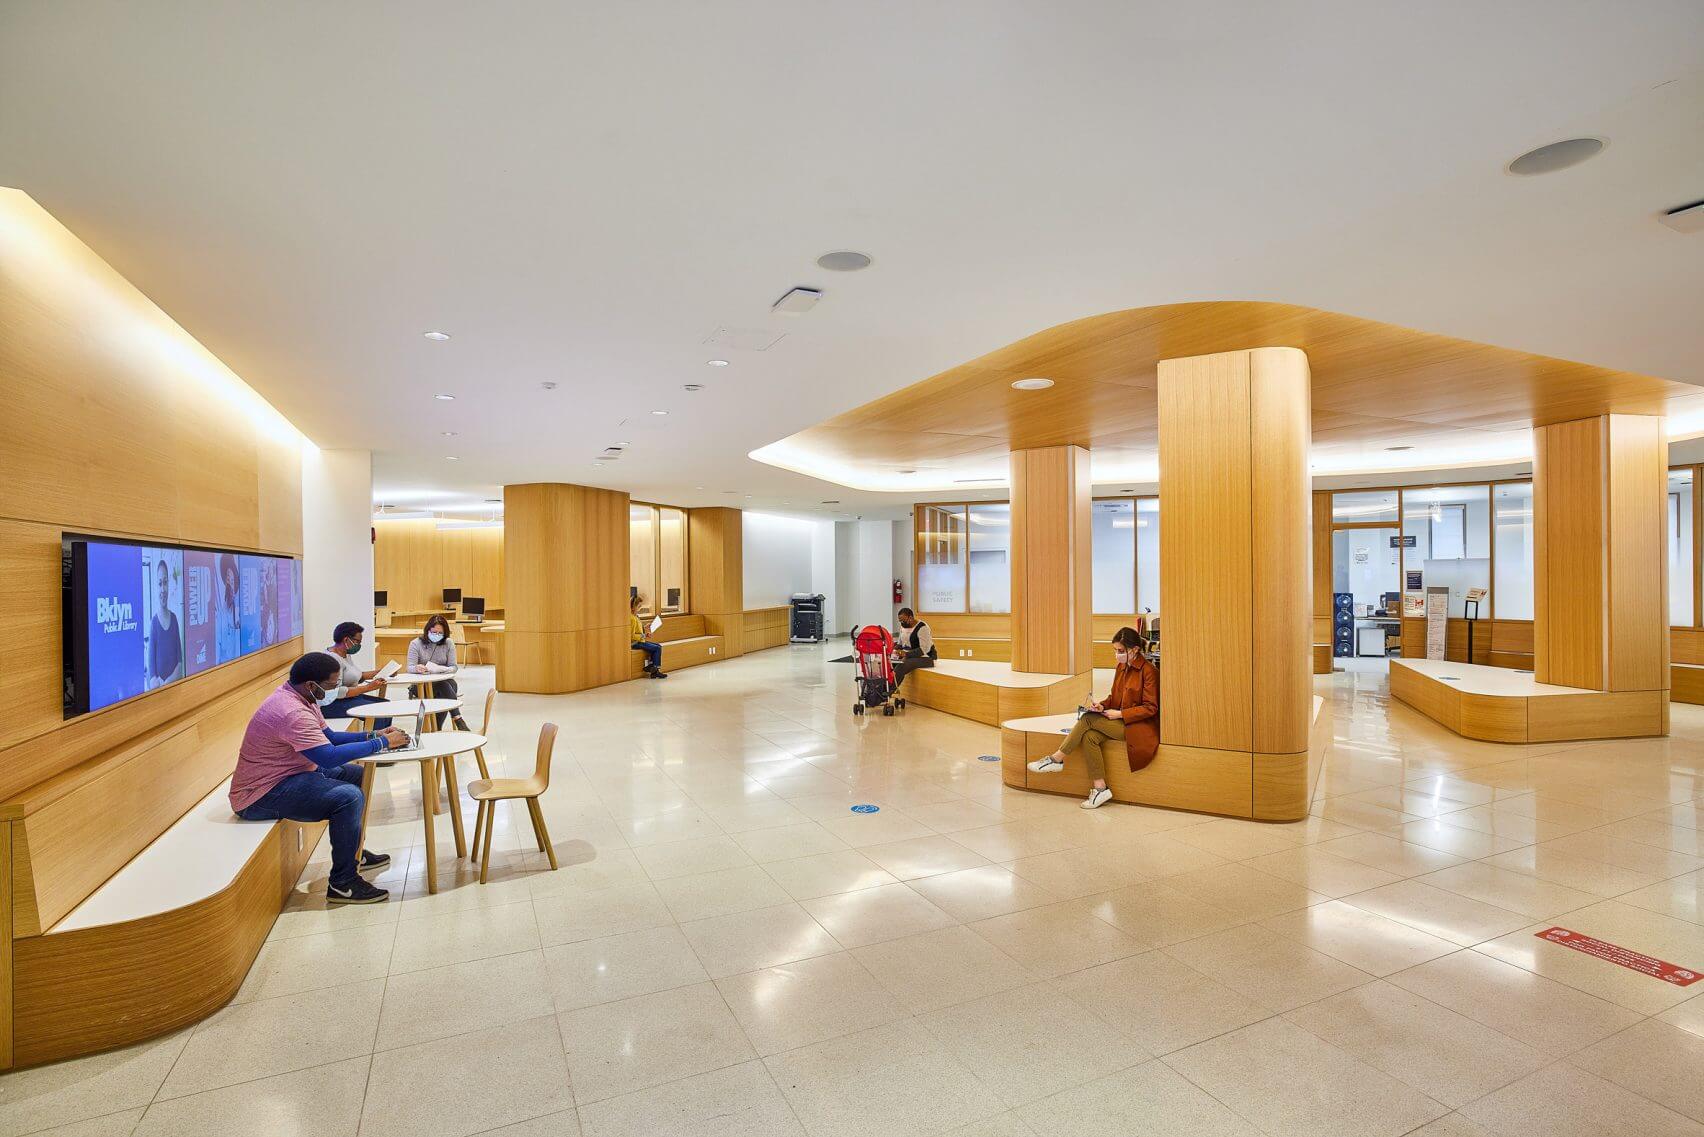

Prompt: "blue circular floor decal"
[849,804,880,814]
[977,754,1001,762]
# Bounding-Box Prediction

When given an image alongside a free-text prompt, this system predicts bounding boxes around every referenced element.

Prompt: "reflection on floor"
[8,642,1704,1136]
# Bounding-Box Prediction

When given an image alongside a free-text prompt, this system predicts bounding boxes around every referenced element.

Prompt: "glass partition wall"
[923,469,1704,632]
[630,503,688,617]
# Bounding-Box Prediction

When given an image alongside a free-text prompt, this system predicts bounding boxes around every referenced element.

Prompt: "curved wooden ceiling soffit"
[749,301,1703,493]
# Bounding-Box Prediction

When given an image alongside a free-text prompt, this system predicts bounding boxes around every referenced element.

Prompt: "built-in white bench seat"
[53,778,299,933]
[1390,657,1665,742]
[904,659,1089,726]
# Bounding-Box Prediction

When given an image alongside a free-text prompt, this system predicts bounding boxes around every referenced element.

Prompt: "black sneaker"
[357,849,391,873]
[327,876,389,905]
[653,669,669,679]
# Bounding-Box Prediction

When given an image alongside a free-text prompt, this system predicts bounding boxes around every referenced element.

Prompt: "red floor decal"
[1535,927,1703,986]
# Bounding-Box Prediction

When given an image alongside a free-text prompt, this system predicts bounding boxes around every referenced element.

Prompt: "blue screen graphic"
[69,539,303,717]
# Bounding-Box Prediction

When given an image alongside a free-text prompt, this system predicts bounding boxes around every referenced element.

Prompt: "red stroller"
[852,625,904,716]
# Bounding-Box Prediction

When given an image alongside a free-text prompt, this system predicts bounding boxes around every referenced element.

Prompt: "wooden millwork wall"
[1157,347,1312,816]
[373,518,504,614]
[1533,415,1668,701]
[1311,491,1333,674]
[688,507,746,657]
[500,483,629,694]
[1009,446,1092,675]
[0,189,307,1068]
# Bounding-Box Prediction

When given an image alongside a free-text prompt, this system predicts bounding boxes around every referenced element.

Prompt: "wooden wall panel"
[0,190,302,555]
[1249,349,1312,755]
[1009,446,1092,675]
[1158,350,1254,752]
[373,519,504,614]
[689,508,746,658]
[1312,490,1332,674]
[0,191,310,1068]
[916,613,1011,639]
[1158,348,1310,759]
[1533,414,1666,700]
[501,484,629,692]
[1607,415,1668,692]
[1534,418,1606,688]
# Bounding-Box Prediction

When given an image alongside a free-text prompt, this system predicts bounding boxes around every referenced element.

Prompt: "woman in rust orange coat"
[1027,626,1159,809]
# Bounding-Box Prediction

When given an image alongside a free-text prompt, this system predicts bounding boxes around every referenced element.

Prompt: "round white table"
[344,698,462,728]
[385,668,459,695]
[355,731,488,894]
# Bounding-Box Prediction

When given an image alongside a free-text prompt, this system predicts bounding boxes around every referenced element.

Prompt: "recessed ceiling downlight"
[423,331,451,341]
[1507,137,1604,176]
[816,250,873,272]
[433,393,456,401]
[1011,377,1054,391]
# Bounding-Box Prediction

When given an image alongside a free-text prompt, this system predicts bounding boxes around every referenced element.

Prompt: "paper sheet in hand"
[377,660,402,679]
[648,616,662,633]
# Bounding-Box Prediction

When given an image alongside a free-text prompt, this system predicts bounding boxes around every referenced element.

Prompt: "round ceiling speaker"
[1507,138,1604,176]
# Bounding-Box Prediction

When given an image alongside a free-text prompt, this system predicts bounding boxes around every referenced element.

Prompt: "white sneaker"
[1082,786,1112,809]
[1027,756,1064,773]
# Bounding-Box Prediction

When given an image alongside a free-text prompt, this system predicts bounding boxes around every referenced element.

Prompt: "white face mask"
[1114,649,1132,666]
[427,631,445,644]
[309,682,342,707]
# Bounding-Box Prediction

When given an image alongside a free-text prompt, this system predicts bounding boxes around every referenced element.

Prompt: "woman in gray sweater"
[409,614,469,729]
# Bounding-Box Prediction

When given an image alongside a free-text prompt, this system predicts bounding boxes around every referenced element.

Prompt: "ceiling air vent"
[1659,199,1704,235]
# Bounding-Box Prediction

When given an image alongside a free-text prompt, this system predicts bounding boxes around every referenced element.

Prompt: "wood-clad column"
[500,483,629,693]
[1533,415,1668,725]
[1158,347,1312,818]
[1009,445,1092,676]
[688,507,745,658]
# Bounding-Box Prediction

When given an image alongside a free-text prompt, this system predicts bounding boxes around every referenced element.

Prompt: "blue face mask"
[427,631,445,644]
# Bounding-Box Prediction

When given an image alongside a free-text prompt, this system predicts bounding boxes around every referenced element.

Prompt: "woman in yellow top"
[629,594,668,678]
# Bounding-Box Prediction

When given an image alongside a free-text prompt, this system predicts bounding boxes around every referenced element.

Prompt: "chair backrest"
[481,687,497,734]
[531,723,558,791]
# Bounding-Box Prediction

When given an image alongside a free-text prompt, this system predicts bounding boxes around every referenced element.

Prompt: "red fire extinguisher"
[893,578,903,604]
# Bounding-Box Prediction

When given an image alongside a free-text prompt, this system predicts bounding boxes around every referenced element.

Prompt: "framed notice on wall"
[1425,586,1449,660]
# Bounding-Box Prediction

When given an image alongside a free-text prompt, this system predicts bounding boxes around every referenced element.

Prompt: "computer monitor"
[629,585,638,600]
[442,587,462,606]
[374,590,388,607]
[461,595,485,619]
[666,587,681,609]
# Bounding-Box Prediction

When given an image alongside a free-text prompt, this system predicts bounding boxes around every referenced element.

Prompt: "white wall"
[742,512,816,609]
[891,518,910,627]
[834,521,856,638]
[810,521,838,630]
[840,519,895,634]
[301,445,375,667]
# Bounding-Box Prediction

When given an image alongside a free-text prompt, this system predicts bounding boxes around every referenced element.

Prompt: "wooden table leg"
[421,757,439,893]
[443,754,466,858]
[355,761,377,859]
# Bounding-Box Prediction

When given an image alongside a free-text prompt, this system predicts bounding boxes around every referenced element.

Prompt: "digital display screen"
[64,537,303,718]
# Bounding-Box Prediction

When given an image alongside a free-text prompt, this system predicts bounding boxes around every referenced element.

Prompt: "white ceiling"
[3,2,1701,520]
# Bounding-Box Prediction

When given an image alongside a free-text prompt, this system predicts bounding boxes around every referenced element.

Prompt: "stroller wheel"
[883,705,895,716]
[895,698,906,710]
[852,703,864,716]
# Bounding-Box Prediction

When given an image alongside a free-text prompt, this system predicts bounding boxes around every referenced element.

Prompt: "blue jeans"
[238,764,367,886]
[324,693,390,730]
[632,640,662,670]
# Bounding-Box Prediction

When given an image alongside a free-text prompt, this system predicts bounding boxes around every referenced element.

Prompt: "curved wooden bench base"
[9,816,320,1068]
[1390,659,1667,742]
[999,696,1327,822]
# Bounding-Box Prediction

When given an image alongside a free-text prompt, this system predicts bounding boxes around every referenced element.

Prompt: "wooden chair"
[468,688,495,853]
[470,721,559,882]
